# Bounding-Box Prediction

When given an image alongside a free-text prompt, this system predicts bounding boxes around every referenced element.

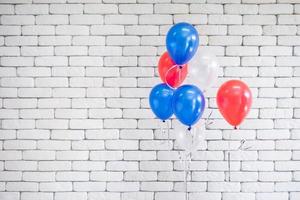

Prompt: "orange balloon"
[216,80,252,128]
[158,52,187,88]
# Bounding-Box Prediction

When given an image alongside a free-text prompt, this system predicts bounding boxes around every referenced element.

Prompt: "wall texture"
[0,0,300,200]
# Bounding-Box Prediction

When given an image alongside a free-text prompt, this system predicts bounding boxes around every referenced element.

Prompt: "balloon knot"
[187,126,191,131]
[162,120,165,123]
[178,65,183,69]
[234,126,237,130]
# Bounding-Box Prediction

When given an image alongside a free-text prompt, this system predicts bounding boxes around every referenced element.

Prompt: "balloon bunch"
[149,22,253,200]
[149,22,206,134]
[149,22,253,148]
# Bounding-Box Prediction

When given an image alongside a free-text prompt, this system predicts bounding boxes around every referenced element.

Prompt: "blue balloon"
[149,83,174,121]
[166,22,199,65]
[172,84,205,127]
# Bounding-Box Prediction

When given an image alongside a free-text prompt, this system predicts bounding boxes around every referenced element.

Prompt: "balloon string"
[184,152,191,200]
[166,120,171,149]
[226,132,252,182]
[227,131,231,182]
[165,64,180,89]
[159,120,171,148]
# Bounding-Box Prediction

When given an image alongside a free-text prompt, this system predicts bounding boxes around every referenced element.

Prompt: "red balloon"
[216,80,252,128]
[158,52,188,88]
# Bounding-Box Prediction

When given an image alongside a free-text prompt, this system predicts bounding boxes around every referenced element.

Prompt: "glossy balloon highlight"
[149,83,174,121]
[216,80,252,128]
[172,84,205,127]
[166,22,199,65]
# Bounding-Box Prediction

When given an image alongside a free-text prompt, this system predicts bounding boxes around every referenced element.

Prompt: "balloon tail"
[179,65,182,84]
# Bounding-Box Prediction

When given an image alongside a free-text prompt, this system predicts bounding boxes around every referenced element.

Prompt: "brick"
[84,4,118,14]
[40,182,72,192]
[209,36,242,46]
[53,88,85,97]
[229,25,262,35]
[208,182,240,192]
[256,193,288,200]
[1,15,34,25]
[5,36,37,46]
[35,56,68,66]
[105,15,138,24]
[72,140,104,150]
[107,36,140,46]
[38,161,72,171]
[50,4,83,14]
[72,36,105,45]
[155,4,188,14]
[1,77,34,87]
[36,15,68,25]
[190,4,223,14]
[263,25,297,35]
[226,46,259,56]
[55,192,87,200]
[0,26,21,35]
[106,161,138,171]
[260,46,292,56]
[125,25,159,35]
[278,15,300,25]
[21,193,52,200]
[16,4,49,14]
[39,36,71,46]
[53,67,85,77]
[23,150,55,160]
[21,46,53,56]
[209,15,242,24]
[139,15,173,24]
[70,14,103,24]
[141,182,172,191]
[225,4,258,14]
[243,36,276,45]
[0,5,14,14]
[73,161,105,171]
[27,20,48,33]
[120,4,153,14]
[56,25,89,35]
[55,46,87,56]
[91,25,124,35]
[259,4,293,14]
[70,119,103,129]
[6,182,38,192]
[89,46,122,56]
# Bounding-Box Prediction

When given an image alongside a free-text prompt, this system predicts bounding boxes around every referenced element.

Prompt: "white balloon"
[175,124,205,154]
[188,50,219,91]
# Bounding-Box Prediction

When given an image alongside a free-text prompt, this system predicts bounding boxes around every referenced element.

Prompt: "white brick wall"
[0,1,299,200]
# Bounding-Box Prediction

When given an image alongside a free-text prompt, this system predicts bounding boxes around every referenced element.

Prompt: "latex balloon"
[172,84,205,128]
[158,52,188,88]
[166,22,199,65]
[216,80,252,128]
[149,83,174,121]
[188,51,219,91]
[175,124,205,154]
